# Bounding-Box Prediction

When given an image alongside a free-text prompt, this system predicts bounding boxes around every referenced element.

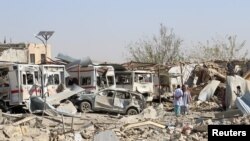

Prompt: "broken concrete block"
[167,127,174,134]
[94,130,119,141]
[174,127,182,133]
[74,132,84,141]
[20,126,30,136]
[32,133,49,141]
[191,133,200,141]
[0,130,7,140]
[57,134,65,141]
[22,137,33,141]
[215,109,242,118]
[8,137,22,141]
[80,131,90,139]
[56,100,77,115]
[205,119,213,125]
[183,129,191,136]
[3,125,22,138]
[193,125,207,132]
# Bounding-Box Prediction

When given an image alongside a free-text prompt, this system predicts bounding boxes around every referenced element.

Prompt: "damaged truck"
[115,70,154,102]
[0,63,73,112]
[66,64,116,93]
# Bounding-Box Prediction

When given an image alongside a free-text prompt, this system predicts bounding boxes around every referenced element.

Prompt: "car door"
[113,91,131,113]
[94,90,115,111]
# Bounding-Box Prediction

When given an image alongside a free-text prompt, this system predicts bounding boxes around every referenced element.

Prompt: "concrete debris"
[198,80,220,101]
[29,96,79,117]
[225,75,249,109]
[122,120,165,131]
[56,100,77,115]
[215,109,242,118]
[46,84,85,106]
[0,61,250,141]
[94,130,119,141]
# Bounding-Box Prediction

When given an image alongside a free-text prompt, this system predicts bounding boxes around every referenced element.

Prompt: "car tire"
[79,101,91,113]
[0,100,7,112]
[126,108,138,115]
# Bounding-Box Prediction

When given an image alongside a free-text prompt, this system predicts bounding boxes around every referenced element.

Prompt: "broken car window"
[54,74,60,84]
[107,76,114,85]
[81,77,91,85]
[27,73,34,85]
[47,74,60,85]
[115,73,132,84]
[48,74,53,85]
[107,91,114,97]
[98,90,115,97]
[22,74,26,85]
[116,91,130,99]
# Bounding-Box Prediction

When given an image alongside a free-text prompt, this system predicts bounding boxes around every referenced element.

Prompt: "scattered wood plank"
[13,116,37,126]
[3,113,25,118]
[122,120,165,131]
[214,109,242,119]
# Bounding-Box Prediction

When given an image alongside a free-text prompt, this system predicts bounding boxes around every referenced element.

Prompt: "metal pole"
[45,39,47,64]
[180,62,183,86]
[158,65,161,103]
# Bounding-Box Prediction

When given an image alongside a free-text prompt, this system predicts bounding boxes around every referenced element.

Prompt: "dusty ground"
[0,100,248,141]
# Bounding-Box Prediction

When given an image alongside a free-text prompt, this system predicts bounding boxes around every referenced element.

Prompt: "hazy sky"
[1,0,249,63]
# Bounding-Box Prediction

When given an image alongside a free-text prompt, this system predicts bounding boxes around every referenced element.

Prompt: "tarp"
[56,53,77,63]
[66,57,93,68]
[236,86,250,115]
[198,80,220,101]
[27,84,84,117]
[28,96,78,117]
[235,96,250,115]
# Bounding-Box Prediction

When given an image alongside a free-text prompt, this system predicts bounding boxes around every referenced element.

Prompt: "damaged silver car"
[71,88,146,115]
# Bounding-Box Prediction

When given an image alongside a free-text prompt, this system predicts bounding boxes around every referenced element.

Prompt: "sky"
[0,0,249,63]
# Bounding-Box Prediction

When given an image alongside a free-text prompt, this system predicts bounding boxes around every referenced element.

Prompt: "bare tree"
[126,24,183,64]
[188,35,248,62]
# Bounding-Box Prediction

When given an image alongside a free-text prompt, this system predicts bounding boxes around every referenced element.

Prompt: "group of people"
[173,84,192,117]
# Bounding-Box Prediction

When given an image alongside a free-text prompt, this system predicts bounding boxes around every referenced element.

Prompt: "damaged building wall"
[28,43,51,64]
[0,43,52,64]
[168,64,197,91]
[0,48,28,63]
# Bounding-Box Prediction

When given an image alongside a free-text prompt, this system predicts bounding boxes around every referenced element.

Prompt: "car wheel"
[0,100,7,112]
[79,101,91,113]
[127,108,138,115]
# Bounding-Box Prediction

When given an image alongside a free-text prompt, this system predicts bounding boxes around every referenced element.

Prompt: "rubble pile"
[0,101,250,141]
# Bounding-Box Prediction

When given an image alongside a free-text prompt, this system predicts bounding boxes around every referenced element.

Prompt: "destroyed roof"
[0,43,26,49]
[66,56,94,68]
[121,61,157,70]
[99,63,126,71]
[56,53,77,63]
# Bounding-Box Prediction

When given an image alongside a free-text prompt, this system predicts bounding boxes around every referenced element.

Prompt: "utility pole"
[35,31,54,64]
[180,62,183,86]
[158,65,161,103]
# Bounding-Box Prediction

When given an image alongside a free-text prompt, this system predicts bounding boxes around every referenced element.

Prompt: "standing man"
[174,85,183,117]
[234,85,243,97]
[181,85,192,115]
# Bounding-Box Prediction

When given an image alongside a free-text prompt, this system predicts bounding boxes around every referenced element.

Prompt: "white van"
[115,70,154,102]
[66,65,116,93]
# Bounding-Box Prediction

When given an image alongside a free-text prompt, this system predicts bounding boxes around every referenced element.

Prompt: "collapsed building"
[0,43,52,64]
